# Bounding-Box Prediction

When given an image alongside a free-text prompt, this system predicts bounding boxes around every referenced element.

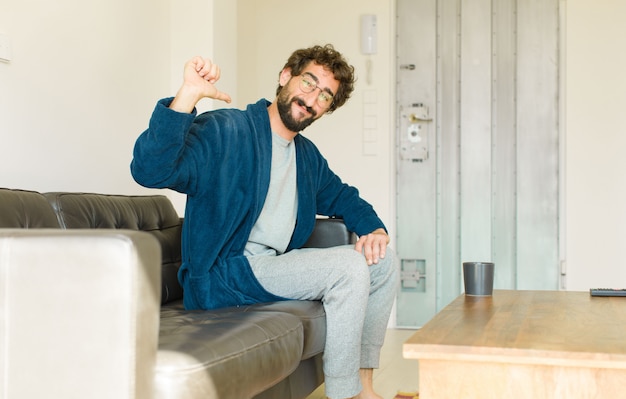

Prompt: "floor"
[305,328,420,399]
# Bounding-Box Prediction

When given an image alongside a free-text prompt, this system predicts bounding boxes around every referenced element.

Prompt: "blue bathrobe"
[131,98,386,310]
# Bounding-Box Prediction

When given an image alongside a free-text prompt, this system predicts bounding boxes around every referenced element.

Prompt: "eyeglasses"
[298,73,334,107]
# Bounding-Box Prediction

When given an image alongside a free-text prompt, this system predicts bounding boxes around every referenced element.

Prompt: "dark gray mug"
[463,262,494,296]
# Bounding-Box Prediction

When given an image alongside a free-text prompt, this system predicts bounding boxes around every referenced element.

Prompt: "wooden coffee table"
[403,290,626,398]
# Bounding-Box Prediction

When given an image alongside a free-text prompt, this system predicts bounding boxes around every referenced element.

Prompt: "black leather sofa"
[0,187,355,399]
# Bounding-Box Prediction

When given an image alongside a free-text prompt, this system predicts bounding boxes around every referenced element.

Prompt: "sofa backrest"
[0,188,60,228]
[303,217,357,248]
[43,192,184,304]
[1,188,357,306]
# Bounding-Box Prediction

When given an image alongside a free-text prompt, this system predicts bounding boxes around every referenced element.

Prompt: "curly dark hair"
[276,44,356,113]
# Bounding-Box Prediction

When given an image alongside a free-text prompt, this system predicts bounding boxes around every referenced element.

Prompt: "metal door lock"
[400,104,431,161]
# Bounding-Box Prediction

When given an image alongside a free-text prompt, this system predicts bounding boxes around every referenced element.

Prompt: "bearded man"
[131,44,399,399]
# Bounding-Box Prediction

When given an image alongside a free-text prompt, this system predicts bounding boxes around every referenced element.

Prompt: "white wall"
[0,0,170,197]
[0,0,230,215]
[565,0,626,290]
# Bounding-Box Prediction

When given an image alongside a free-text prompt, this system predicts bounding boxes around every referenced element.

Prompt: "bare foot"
[354,369,383,399]
[326,369,383,399]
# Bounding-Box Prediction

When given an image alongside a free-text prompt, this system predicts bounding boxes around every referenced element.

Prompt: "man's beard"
[276,89,318,132]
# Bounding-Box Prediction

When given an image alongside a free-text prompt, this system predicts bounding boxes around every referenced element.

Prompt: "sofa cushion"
[238,300,326,359]
[164,299,326,361]
[158,303,304,398]
[44,192,183,304]
[0,188,59,228]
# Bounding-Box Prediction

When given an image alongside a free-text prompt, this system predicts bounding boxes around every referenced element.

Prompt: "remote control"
[589,288,626,297]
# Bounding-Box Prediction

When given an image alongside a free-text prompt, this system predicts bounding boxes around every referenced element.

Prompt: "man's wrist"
[169,84,202,113]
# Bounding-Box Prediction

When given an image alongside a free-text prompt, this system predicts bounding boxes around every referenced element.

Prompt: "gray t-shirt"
[244,132,298,257]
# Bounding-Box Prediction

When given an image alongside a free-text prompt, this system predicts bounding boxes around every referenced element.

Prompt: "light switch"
[364,104,377,116]
[0,33,12,63]
[362,90,378,155]
[363,141,378,156]
[363,128,377,143]
[363,115,377,130]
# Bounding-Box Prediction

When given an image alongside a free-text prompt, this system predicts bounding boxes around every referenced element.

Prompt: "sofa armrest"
[0,229,161,399]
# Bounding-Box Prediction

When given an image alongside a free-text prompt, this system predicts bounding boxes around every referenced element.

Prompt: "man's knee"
[333,246,371,287]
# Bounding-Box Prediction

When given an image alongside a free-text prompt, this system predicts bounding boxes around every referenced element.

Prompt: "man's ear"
[278,68,292,87]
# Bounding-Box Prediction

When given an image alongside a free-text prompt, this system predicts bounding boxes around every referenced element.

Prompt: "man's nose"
[301,89,319,107]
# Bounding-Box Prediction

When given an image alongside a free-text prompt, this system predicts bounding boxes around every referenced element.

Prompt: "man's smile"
[293,97,316,118]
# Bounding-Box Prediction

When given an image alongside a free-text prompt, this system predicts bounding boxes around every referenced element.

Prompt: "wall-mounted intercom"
[360,15,377,55]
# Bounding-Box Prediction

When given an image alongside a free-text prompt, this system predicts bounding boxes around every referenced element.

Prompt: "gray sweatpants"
[248,245,399,399]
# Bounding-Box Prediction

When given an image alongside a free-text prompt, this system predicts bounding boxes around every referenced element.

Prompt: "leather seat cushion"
[157,303,305,398]
[237,300,326,359]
